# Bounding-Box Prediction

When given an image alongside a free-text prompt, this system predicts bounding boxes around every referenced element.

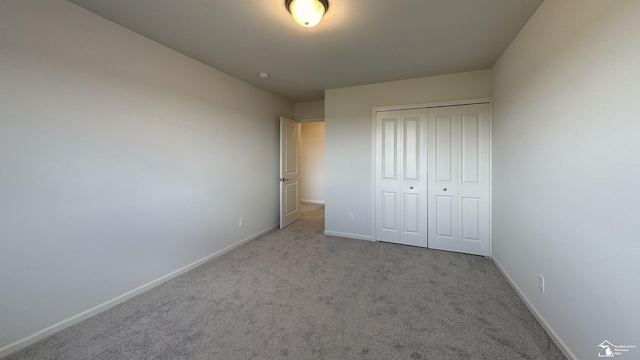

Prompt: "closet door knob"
[443,187,447,191]
[409,186,414,189]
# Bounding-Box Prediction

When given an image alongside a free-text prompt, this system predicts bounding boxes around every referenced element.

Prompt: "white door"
[375,109,428,247]
[427,104,491,256]
[280,117,301,229]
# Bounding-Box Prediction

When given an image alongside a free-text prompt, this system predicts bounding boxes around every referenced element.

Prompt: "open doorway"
[300,121,325,207]
[279,117,325,229]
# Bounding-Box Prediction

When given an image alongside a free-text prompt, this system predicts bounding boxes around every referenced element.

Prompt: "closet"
[374,102,490,256]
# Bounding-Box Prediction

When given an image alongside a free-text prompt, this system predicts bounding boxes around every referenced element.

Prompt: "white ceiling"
[67,0,543,103]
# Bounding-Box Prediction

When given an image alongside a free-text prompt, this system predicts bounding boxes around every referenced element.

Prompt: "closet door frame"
[371,98,492,255]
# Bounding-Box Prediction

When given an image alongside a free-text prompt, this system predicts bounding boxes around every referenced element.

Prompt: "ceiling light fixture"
[285,0,329,28]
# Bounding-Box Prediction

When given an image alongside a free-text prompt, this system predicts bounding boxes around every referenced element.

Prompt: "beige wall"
[295,100,325,121]
[324,70,492,239]
[301,122,326,204]
[491,1,640,359]
[0,0,293,353]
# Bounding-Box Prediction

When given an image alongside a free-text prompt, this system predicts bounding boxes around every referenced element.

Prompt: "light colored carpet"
[6,204,565,359]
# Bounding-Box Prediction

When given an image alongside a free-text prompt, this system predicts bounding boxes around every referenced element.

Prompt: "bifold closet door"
[427,104,491,256]
[375,109,428,247]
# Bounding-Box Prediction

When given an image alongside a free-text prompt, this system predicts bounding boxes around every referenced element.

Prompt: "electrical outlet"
[348,213,354,221]
[239,218,244,227]
[538,274,545,293]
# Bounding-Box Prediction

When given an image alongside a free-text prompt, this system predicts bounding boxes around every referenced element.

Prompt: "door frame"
[370,98,493,255]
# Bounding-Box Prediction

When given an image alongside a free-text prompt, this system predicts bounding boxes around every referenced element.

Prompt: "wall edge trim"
[301,199,325,204]
[0,225,276,358]
[323,230,373,242]
[492,256,577,360]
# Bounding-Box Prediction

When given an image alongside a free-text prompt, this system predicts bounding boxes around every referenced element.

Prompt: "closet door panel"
[428,109,459,253]
[428,103,490,256]
[381,192,398,231]
[375,112,401,243]
[375,109,427,247]
[461,196,480,241]
[461,114,480,184]
[399,110,428,247]
[436,195,454,238]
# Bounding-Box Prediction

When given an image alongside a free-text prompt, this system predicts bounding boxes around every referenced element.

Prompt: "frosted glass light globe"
[289,0,326,27]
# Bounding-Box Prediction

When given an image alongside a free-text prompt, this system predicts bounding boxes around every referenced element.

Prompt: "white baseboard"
[0,225,276,359]
[492,256,577,360]
[301,199,325,205]
[324,230,373,242]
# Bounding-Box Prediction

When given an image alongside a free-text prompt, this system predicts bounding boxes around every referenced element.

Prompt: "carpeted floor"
[6,204,566,359]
